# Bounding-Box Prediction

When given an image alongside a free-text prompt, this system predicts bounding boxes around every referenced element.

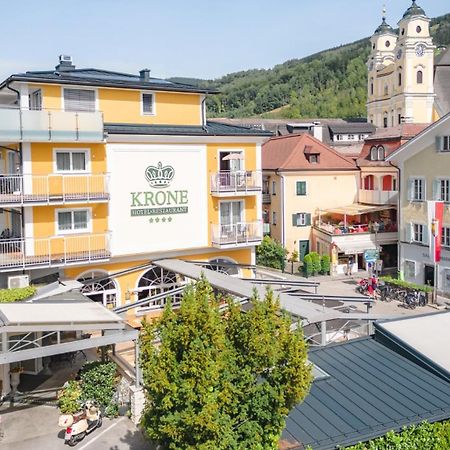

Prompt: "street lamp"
[373,221,380,276]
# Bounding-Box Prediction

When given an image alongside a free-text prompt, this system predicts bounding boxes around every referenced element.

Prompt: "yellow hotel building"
[0,56,271,311]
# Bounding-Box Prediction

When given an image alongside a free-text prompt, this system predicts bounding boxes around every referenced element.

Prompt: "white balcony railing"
[0,233,111,270]
[0,107,104,142]
[359,189,398,205]
[211,221,263,246]
[0,174,109,205]
[210,171,262,195]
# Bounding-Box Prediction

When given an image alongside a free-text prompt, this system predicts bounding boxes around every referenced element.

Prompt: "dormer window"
[308,154,319,164]
[370,145,385,161]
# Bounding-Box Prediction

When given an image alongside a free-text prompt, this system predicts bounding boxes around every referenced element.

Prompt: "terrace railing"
[211,221,263,246]
[210,171,262,195]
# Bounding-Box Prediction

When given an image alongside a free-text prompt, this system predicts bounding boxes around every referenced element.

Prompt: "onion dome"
[402,0,426,19]
[374,17,394,35]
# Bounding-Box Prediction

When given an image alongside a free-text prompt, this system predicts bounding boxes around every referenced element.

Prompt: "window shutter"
[405,223,412,243]
[64,89,95,112]
[436,136,443,152]
[423,224,429,245]
[407,179,413,201]
[305,214,311,226]
[433,179,441,200]
[292,214,299,227]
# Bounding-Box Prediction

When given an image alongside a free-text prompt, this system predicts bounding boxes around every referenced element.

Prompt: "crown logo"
[145,162,175,188]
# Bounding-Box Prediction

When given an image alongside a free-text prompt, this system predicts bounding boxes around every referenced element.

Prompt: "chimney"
[55,55,75,72]
[139,68,151,82]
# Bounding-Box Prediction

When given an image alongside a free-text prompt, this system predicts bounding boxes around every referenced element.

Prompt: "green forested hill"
[170,13,450,119]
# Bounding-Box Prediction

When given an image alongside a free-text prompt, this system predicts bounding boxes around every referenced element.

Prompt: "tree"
[256,236,287,270]
[140,277,312,450]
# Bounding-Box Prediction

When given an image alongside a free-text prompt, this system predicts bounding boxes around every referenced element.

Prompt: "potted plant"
[10,365,24,396]
[303,254,313,278]
[288,250,299,274]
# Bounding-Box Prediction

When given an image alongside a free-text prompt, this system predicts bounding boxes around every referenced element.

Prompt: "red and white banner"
[428,201,444,263]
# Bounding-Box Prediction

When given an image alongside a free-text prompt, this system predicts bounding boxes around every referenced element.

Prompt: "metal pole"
[134,339,141,388]
[434,262,438,304]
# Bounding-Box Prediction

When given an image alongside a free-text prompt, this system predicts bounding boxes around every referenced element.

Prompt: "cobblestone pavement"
[256,267,448,317]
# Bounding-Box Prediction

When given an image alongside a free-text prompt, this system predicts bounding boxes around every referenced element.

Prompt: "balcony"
[210,171,262,196]
[359,189,398,205]
[0,107,104,142]
[262,193,271,204]
[0,174,109,206]
[0,232,111,271]
[211,221,263,248]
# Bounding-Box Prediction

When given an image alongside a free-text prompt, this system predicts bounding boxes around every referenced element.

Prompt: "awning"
[338,241,377,255]
[320,203,395,216]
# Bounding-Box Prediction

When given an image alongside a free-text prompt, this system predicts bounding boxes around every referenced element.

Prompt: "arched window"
[377,145,385,161]
[370,80,374,95]
[370,146,378,161]
[136,266,183,301]
[364,175,376,190]
[417,70,423,84]
[203,258,240,276]
[398,71,402,86]
[78,271,118,309]
[384,85,389,96]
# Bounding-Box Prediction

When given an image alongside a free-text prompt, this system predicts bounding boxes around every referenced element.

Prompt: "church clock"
[415,44,425,57]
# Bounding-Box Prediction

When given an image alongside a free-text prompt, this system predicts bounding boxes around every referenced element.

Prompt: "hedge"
[380,276,433,293]
[344,420,450,449]
[0,286,37,303]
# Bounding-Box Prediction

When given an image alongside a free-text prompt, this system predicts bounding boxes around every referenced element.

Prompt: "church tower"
[367,1,435,127]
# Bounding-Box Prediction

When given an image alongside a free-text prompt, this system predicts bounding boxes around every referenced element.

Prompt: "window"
[383,116,388,128]
[63,88,95,112]
[57,209,90,234]
[370,83,374,95]
[437,136,450,152]
[377,145,385,161]
[336,135,343,141]
[296,181,307,196]
[348,134,355,140]
[272,180,276,195]
[55,150,88,172]
[398,72,402,86]
[220,201,243,227]
[417,70,423,84]
[412,224,425,243]
[404,260,416,279]
[409,178,425,201]
[29,89,42,110]
[359,134,366,141]
[272,211,277,225]
[308,154,319,164]
[442,227,450,247]
[262,178,270,195]
[141,93,155,115]
[435,179,450,202]
[416,25,422,33]
[398,114,402,125]
[292,213,311,227]
[370,146,378,161]
[384,85,388,96]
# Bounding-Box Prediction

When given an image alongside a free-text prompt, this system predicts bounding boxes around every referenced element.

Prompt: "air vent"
[8,275,30,289]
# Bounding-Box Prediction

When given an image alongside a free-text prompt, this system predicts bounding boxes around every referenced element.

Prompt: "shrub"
[380,276,433,293]
[0,286,37,303]
[256,236,287,270]
[309,252,321,275]
[58,380,82,414]
[303,254,313,277]
[321,255,331,275]
[345,420,450,449]
[79,361,119,416]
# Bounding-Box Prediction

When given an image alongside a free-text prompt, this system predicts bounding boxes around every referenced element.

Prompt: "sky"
[1,0,449,81]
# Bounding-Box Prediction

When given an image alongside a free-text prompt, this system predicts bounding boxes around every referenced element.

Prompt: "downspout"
[6,81,25,259]
[390,160,401,278]
[276,169,286,248]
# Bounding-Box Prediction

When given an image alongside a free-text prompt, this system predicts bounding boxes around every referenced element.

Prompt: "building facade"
[367,1,436,127]
[388,113,450,293]
[0,56,271,312]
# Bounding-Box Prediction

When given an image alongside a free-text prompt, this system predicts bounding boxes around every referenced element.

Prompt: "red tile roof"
[262,133,356,171]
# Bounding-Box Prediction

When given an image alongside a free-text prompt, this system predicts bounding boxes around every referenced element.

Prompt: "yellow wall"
[266,171,359,252]
[402,142,450,241]
[30,143,107,174]
[63,247,253,310]
[29,83,202,126]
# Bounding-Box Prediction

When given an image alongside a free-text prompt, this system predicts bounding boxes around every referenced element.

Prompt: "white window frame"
[140,91,156,116]
[218,200,244,228]
[442,226,450,248]
[297,213,307,226]
[55,207,92,235]
[437,178,450,203]
[412,223,425,243]
[61,87,98,112]
[53,148,90,173]
[410,177,425,202]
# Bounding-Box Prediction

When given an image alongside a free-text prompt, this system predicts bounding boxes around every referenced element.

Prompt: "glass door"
[220,201,243,242]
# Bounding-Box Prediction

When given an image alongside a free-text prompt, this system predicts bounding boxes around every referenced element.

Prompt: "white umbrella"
[222,153,243,161]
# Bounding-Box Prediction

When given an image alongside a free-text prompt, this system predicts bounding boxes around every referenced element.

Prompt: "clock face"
[416,44,425,57]
[397,49,403,60]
